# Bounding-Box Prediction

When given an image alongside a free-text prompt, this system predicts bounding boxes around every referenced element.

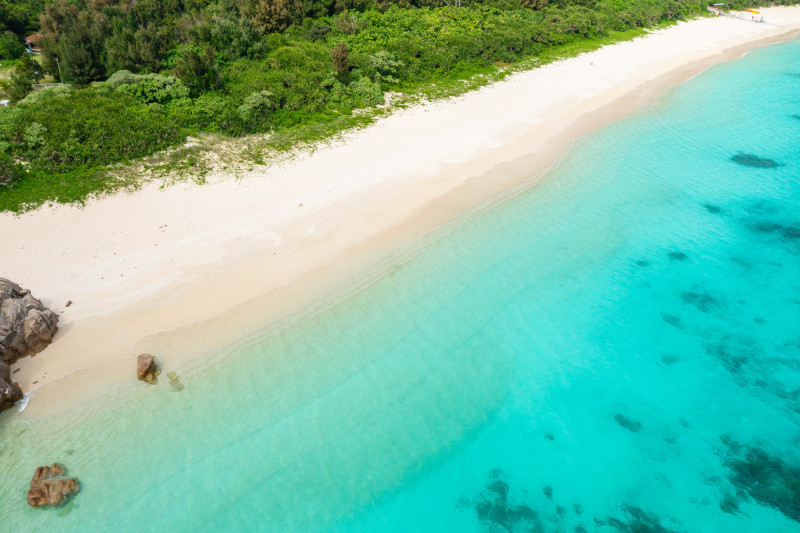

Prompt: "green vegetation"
[0,0,44,59]
[0,0,794,211]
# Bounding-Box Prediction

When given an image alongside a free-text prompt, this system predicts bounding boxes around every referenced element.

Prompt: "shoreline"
[3,7,800,420]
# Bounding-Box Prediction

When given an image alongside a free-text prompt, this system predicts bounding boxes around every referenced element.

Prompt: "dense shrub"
[0,90,185,173]
[96,71,191,105]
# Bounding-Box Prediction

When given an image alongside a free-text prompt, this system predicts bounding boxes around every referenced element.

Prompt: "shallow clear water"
[2,39,800,532]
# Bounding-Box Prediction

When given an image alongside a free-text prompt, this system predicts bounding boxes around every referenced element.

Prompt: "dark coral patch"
[681,291,719,313]
[730,153,782,168]
[467,470,540,532]
[614,414,642,432]
[601,505,680,532]
[661,313,684,329]
[722,436,800,522]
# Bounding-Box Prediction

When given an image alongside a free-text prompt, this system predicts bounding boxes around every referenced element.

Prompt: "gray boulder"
[0,278,59,365]
[0,360,22,413]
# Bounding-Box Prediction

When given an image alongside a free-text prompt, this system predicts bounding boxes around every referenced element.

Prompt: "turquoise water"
[2,38,800,532]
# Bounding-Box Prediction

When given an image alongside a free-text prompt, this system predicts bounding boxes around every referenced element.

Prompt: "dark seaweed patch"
[614,414,642,432]
[661,313,684,329]
[719,493,740,514]
[668,251,688,261]
[705,340,749,373]
[467,470,540,532]
[722,436,800,522]
[681,291,718,313]
[661,354,680,366]
[703,203,723,215]
[601,505,680,532]
[782,226,800,240]
[730,153,782,168]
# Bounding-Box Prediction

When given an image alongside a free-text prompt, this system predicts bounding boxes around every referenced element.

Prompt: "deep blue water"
[1,38,799,532]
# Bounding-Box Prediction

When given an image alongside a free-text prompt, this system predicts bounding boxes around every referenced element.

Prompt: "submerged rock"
[167,371,184,392]
[668,251,688,261]
[137,354,158,384]
[730,153,782,168]
[702,203,723,215]
[0,360,22,413]
[0,278,59,365]
[27,463,80,507]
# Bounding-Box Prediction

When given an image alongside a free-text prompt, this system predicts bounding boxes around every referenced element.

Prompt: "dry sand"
[3,7,800,416]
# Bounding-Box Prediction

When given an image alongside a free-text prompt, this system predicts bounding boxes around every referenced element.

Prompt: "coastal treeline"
[0,0,787,209]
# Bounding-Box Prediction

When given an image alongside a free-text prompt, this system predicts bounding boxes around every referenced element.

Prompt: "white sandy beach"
[3,6,800,415]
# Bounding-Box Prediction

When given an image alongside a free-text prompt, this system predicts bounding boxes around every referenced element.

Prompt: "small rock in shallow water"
[668,251,688,261]
[614,414,642,432]
[543,485,553,500]
[167,372,179,382]
[137,354,158,384]
[27,463,80,507]
[703,203,723,214]
[635,260,650,267]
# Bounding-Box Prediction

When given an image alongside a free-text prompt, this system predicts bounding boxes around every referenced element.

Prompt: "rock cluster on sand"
[27,463,80,507]
[0,360,23,412]
[137,353,158,384]
[0,278,59,364]
[0,278,59,413]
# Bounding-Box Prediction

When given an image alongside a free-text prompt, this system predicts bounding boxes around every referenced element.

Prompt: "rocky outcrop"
[137,353,158,384]
[0,361,23,412]
[27,463,80,507]
[0,278,59,365]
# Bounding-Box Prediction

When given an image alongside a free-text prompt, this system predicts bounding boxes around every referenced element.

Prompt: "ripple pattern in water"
[2,39,800,532]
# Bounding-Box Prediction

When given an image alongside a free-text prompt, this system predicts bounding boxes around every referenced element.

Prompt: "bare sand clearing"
[3,7,800,416]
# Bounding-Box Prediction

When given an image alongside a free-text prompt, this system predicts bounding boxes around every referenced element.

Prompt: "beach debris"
[27,463,80,507]
[0,361,23,413]
[137,354,158,384]
[0,278,59,365]
[614,413,642,432]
